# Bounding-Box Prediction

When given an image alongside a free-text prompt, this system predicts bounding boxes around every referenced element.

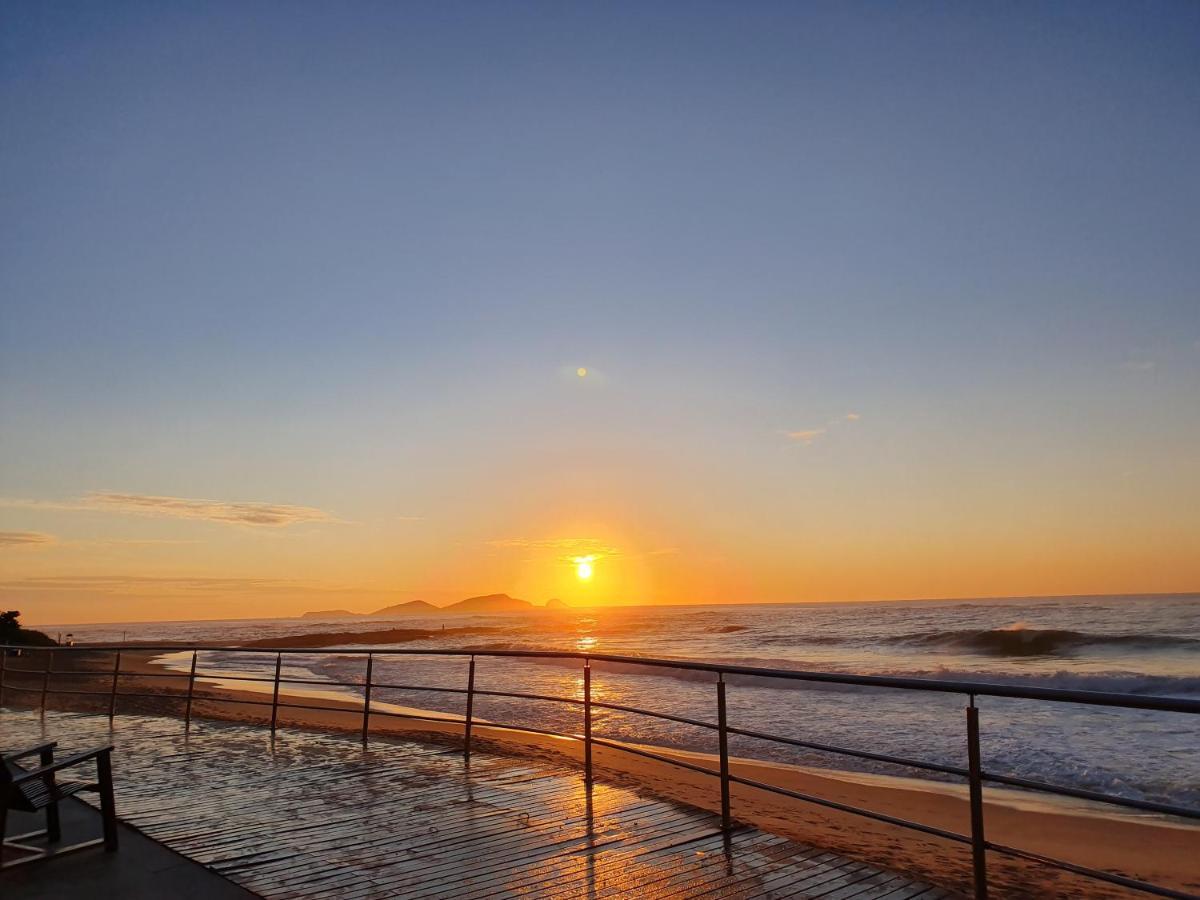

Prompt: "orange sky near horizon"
[4,392,1199,626]
[4,485,1198,625]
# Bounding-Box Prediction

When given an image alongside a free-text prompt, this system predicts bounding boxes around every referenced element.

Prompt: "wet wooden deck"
[2,709,953,899]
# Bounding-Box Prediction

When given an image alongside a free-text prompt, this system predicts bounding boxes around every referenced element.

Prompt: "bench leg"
[97,753,118,852]
[39,744,60,841]
[45,800,60,843]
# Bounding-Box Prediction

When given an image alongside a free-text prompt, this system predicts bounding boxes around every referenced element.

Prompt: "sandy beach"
[6,647,1191,899]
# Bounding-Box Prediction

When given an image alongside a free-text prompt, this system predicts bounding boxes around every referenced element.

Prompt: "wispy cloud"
[488,537,620,561]
[0,577,450,610]
[783,411,861,446]
[487,537,682,564]
[0,492,337,528]
[784,428,826,445]
[0,575,335,595]
[0,531,55,548]
[71,538,201,548]
[86,492,335,526]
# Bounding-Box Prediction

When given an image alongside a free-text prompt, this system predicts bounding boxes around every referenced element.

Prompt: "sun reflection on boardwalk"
[2,708,949,898]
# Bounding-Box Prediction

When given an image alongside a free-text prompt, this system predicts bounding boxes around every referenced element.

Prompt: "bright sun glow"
[576,367,587,377]
[574,555,594,579]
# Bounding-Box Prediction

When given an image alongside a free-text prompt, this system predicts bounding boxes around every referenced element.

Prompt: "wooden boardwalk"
[1,709,953,899]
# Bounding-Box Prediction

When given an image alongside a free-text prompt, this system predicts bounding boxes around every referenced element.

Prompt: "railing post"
[967,696,989,899]
[108,651,121,721]
[583,659,593,785]
[270,652,282,734]
[717,673,732,833]
[464,655,476,760]
[361,653,374,745]
[183,650,198,729]
[40,649,53,715]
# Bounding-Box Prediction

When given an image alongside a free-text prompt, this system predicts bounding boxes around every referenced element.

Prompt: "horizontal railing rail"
[2,643,1197,712]
[1,642,1196,899]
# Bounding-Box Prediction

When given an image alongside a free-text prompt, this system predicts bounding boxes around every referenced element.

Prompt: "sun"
[576,367,588,378]
[574,556,594,579]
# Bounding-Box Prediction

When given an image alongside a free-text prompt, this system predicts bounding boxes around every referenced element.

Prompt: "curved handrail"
[5,642,1197,713]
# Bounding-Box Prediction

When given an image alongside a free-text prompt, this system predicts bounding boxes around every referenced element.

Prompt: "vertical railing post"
[361,653,374,745]
[717,673,732,833]
[108,652,121,721]
[464,655,476,760]
[40,649,54,715]
[966,696,989,899]
[270,652,282,734]
[583,659,593,785]
[183,650,198,729]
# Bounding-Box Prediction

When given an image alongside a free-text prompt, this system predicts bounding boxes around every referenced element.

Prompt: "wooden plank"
[0,707,949,900]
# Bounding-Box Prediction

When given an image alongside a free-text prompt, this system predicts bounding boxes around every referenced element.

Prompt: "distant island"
[301,593,568,619]
[368,599,440,616]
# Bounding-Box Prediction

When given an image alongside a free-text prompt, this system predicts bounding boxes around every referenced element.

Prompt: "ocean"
[45,593,1199,810]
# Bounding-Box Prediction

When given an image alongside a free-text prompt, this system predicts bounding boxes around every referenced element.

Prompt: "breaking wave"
[898,627,1200,657]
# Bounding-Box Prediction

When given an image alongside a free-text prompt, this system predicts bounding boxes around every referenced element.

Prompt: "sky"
[2,2,1198,624]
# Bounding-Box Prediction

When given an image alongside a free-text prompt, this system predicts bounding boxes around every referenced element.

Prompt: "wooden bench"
[2,741,117,870]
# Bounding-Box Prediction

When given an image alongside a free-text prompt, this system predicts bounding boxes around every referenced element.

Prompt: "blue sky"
[2,2,1198,621]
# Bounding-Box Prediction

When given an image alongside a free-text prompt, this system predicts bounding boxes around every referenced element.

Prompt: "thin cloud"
[71,538,202,548]
[0,531,55,547]
[783,412,861,445]
[784,428,826,445]
[0,498,87,513]
[488,537,620,561]
[0,575,335,594]
[86,492,335,526]
[1120,359,1156,372]
[0,492,337,527]
[489,538,683,565]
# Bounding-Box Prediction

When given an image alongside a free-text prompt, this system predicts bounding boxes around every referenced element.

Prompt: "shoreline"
[105,652,1200,897]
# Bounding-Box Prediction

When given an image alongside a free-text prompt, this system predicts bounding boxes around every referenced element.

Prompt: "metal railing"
[2,643,1197,899]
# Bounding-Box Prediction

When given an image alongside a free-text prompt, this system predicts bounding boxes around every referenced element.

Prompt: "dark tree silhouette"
[0,609,21,641]
[0,609,56,646]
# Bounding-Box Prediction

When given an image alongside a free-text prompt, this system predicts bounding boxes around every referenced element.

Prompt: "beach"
[10,646,1192,899]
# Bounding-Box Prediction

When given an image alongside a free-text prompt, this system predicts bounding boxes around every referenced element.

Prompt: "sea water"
[46,593,1199,808]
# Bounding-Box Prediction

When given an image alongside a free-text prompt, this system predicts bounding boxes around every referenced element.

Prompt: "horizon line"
[21,589,1200,629]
